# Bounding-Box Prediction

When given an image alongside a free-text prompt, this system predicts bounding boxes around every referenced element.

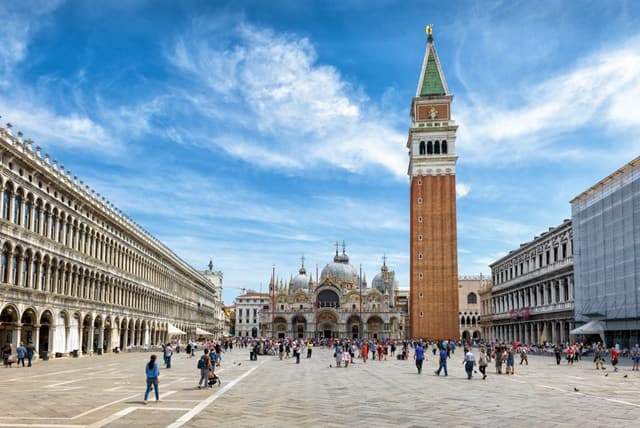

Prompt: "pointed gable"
[415,35,449,98]
[420,50,446,96]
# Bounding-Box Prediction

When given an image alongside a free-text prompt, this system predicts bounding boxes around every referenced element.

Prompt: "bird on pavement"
[574,387,579,392]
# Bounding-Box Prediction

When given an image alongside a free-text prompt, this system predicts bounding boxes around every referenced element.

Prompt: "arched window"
[467,292,477,304]
[0,252,7,283]
[24,200,31,229]
[419,141,426,155]
[2,190,10,220]
[434,141,441,154]
[427,141,433,154]
[43,212,49,237]
[13,195,21,225]
[441,140,448,154]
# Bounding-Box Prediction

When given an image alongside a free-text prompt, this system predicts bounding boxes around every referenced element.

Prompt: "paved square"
[1,347,638,427]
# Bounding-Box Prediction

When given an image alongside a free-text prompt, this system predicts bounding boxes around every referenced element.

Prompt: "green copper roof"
[420,49,445,96]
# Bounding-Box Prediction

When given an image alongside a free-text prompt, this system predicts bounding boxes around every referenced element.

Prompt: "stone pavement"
[0,347,638,427]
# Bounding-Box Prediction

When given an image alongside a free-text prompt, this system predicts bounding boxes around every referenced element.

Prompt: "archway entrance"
[367,316,383,340]
[318,311,338,339]
[0,305,19,346]
[291,315,307,339]
[347,315,360,339]
[39,311,53,354]
[82,315,92,354]
[20,308,37,346]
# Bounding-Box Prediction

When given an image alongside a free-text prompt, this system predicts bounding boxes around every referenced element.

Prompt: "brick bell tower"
[407,25,459,340]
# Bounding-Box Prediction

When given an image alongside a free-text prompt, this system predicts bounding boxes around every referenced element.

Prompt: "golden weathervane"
[426,24,433,36]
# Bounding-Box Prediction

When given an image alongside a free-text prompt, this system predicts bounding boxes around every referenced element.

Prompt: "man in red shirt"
[611,347,619,372]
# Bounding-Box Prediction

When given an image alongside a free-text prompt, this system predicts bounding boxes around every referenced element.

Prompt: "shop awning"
[196,327,214,336]
[168,323,187,335]
[570,320,606,335]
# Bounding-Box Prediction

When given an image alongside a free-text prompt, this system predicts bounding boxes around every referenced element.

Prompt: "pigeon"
[329,364,332,368]
[574,387,579,392]
[605,373,608,377]
[624,374,628,378]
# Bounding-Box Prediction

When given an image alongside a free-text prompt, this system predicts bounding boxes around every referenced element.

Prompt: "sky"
[2,0,640,305]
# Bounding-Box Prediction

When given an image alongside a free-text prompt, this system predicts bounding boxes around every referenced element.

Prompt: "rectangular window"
[562,243,567,258]
[553,247,558,262]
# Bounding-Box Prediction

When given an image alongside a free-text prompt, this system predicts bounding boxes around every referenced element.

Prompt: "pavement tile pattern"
[0,347,638,427]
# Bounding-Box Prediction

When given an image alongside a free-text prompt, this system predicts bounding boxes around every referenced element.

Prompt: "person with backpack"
[197,349,212,389]
[478,347,488,380]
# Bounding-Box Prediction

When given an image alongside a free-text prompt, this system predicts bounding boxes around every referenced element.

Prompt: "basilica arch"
[318,310,338,339]
[366,315,384,340]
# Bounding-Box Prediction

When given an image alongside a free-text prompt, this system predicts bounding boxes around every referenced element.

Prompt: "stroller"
[208,370,221,387]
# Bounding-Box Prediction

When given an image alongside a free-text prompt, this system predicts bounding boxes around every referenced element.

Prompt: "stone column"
[98,326,105,353]
[88,326,94,355]
[12,324,22,350]
[560,320,565,344]
[77,320,83,357]
[33,325,41,356]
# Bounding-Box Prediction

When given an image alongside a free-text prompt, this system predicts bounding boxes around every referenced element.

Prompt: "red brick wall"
[409,174,459,339]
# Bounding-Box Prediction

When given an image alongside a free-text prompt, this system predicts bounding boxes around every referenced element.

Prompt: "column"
[560,320,565,344]
[568,277,574,301]
[33,325,41,356]
[12,324,22,350]
[559,280,566,303]
[88,326,94,355]
[534,323,540,345]
[98,327,105,353]
[77,321,83,357]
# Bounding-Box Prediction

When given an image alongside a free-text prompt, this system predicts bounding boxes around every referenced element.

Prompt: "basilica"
[258,246,406,340]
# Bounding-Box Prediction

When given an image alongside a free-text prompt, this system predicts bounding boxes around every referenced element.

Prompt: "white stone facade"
[482,220,575,345]
[0,122,221,357]
[234,293,270,338]
[458,275,488,341]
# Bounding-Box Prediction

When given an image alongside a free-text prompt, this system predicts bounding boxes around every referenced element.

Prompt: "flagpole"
[315,263,319,339]
[359,263,363,339]
[271,264,275,339]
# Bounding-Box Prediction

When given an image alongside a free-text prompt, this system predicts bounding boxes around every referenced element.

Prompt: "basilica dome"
[290,264,310,292]
[320,249,359,287]
[372,259,396,293]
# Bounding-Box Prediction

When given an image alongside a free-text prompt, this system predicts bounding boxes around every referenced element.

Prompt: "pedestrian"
[434,345,448,376]
[463,347,476,380]
[631,344,640,371]
[186,342,192,357]
[143,355,160,404]
[554,345,562,365]
[197,349,212,389]
[595,345,605,370]
[306,341,313,359]
[26,342,35,367]
[294,342,301,364]
[505,347,514,375]
[611,347,619,372]
[2,342,12,368]
[343,348,351,368]
[16,342,26,367]
[414,341,425,374]
[163,343,173,368]
[519,346,528,365]
[335,343,343,368]
[478,348,488,380]
[361,342,368,363]
[494,347,502,374]
[278,342,284,360]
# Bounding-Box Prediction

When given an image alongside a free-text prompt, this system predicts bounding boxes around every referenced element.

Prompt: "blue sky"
[2,0,640,304]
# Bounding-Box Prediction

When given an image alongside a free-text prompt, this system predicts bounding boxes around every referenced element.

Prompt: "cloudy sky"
[2,0,639,304]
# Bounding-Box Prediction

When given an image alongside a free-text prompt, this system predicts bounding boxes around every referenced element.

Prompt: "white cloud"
[166,22,407,178]
[0,0,64,87]
[456,183,470,198]
[456,36,640,164]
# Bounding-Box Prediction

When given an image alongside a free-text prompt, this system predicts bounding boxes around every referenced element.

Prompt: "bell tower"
[407,25,459,339]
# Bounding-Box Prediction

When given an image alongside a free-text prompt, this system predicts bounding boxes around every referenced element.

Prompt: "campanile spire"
[407,26,459,340]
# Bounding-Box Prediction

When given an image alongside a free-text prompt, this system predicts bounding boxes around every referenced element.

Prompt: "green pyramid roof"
[420,49,445,96]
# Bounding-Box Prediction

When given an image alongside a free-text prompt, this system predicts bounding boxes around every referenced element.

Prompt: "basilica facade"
[0,122,223,357]
[258,247,406,340]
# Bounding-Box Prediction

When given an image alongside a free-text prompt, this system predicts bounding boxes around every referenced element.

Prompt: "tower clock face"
[428,107,438,119]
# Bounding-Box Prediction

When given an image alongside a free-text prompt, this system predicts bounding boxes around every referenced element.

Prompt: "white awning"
[167,323,187,336]
[196,327,214,336]
[570,320,606,335]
